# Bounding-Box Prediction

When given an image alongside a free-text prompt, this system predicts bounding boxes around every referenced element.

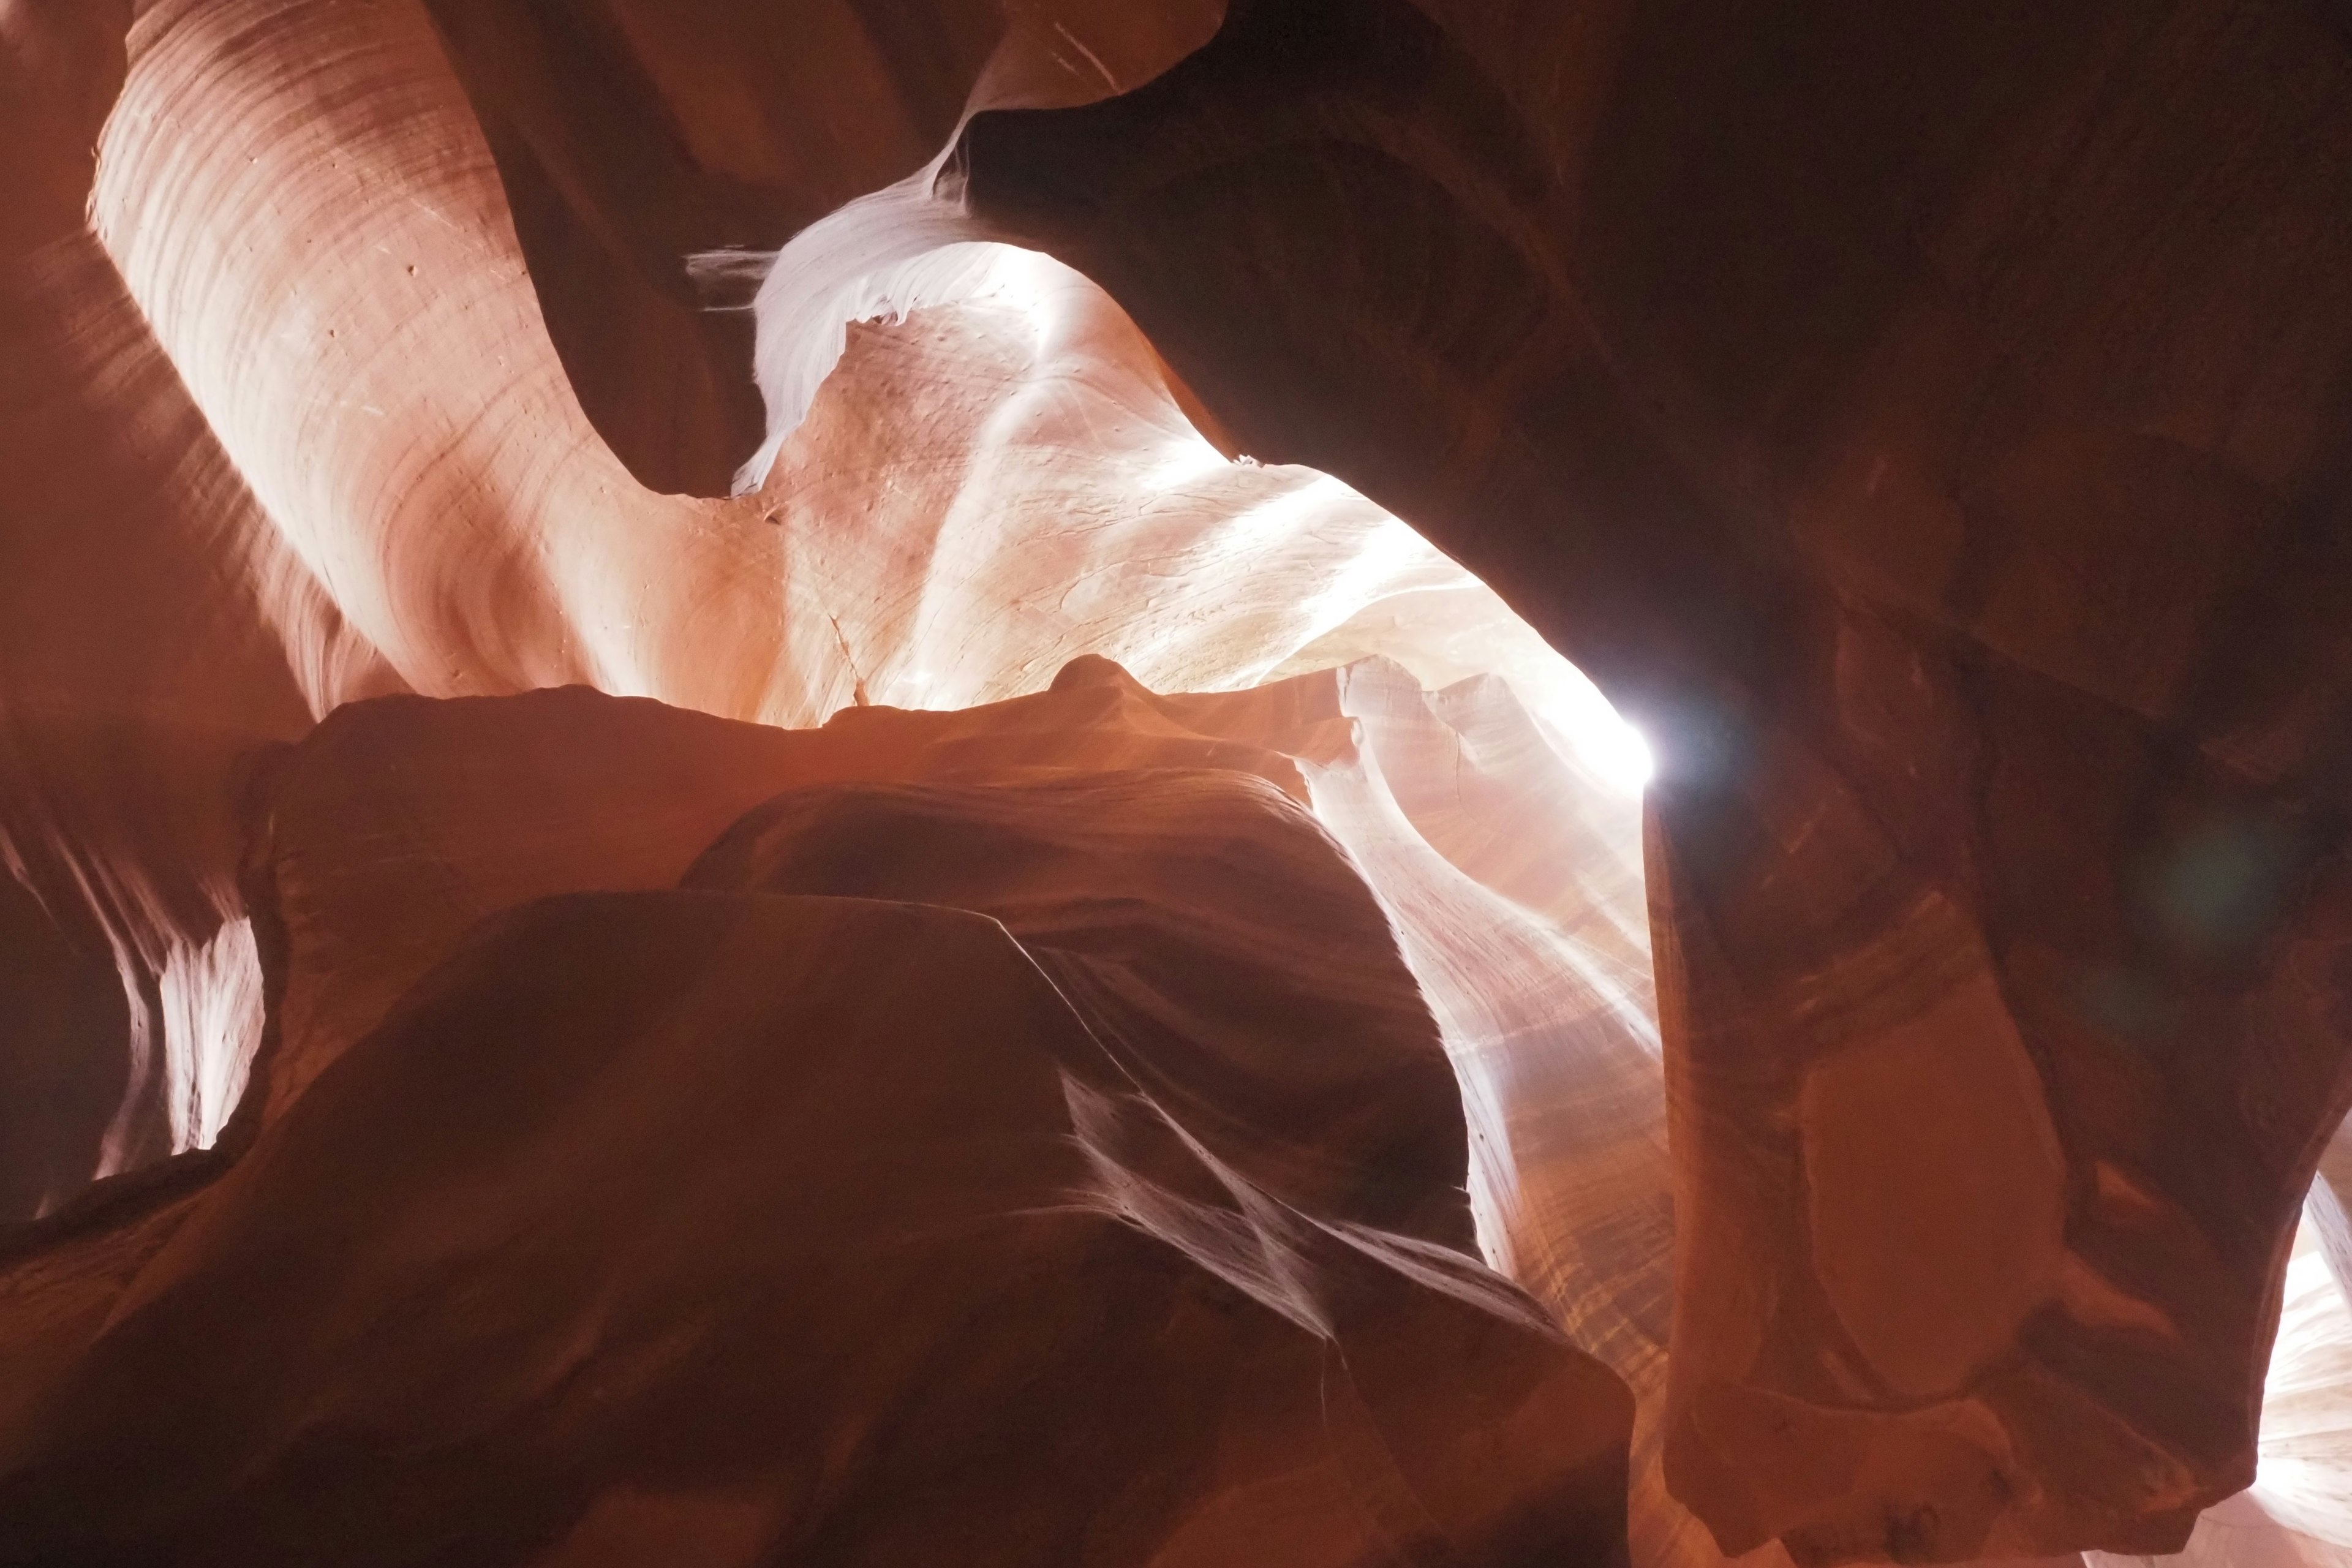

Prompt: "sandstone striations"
[0,891,1629,1566]
[0,668,1641,1564]
[4,0,2351,1563]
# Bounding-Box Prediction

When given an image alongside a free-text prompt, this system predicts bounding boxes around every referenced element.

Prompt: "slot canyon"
[2,1,2349,1564]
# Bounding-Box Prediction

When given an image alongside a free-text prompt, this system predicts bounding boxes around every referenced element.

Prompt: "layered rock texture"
[0,662,1668,1561]
[5,0,2352,1564]
[0,674,1640,1564]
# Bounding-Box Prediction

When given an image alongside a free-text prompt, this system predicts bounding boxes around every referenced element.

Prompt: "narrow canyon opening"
[6,2,2351,1566]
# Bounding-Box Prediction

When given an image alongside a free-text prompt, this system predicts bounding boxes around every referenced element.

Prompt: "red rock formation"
[0,0,404,1193]
[0,892,1629,1566]
[944,3,2352,1557]
[0,873,127,1221]
[238,671,1472,1243]
[6,0,2350,1562]
[417,0,1225,494]
[684,772,1476,1245]
[407,13,2352,1545]
[6,0,1612,1210]
[0,669,1638,1562]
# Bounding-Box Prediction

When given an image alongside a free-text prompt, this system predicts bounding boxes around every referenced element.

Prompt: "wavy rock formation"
[956,7,2352,1561]
[0,889,1630,1566]
[237,670,1472,1238]
[4,0,1619,1207]
[0,665,1642,1563]
[5,0,2350,1563]
[408,1,2352,1546]
[418,0,1226,494]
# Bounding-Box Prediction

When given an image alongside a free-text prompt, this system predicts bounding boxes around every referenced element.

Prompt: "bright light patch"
[1575,709,1655,794]
[1521,665,1654,796]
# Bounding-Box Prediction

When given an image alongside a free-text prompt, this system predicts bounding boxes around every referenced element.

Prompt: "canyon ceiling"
[4,1,2352,1565]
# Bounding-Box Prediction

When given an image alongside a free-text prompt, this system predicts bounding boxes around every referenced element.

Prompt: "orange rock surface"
[6,0,2352,1563]
[0,890,1629,1564]
[0,664,1650,1562]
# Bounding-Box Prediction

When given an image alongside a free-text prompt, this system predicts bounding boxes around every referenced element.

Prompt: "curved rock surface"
[0,889,1630,1566]
[2,0,1621,1208]
[684,771,1473,1246]
[409,0,2352,1542]
[418,0,1225,494]
[1,652,1665,1563]
[6,0,2351,1562]
[948,4,2352,1558]
[236,668,1472,1244]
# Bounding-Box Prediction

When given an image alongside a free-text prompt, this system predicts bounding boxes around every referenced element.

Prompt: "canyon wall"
[4,0,2351,1563]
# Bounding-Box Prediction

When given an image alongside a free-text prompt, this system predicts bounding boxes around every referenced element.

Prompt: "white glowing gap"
[1557,697,1654,796]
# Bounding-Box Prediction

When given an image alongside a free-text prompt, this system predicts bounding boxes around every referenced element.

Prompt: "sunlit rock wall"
[2,0,1639,1209]
[2,1,1666,1558]
[5,0,2351,1563]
